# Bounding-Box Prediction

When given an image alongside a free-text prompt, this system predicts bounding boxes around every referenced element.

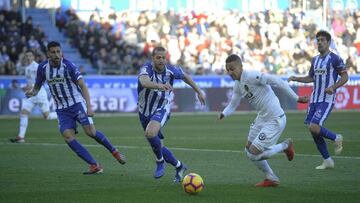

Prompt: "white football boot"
[334,134,343,155]
[315,158,334,170]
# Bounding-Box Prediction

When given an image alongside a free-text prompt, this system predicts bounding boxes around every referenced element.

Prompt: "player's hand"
[87,108,94,117]
[287,76,296,82]
[158,83,173,91]
[197,92,206,105]
[25,90,35,98]
[22,85,31,92]
[325,86,335,95]
[297,95,309,103]
[217,113,225,120]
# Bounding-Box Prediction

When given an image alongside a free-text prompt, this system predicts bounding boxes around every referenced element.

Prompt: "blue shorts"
[56,102,93,134]
[304,102,334,126]
[138,109,170,139]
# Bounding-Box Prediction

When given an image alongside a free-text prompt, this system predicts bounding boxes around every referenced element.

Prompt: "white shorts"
[22,88,50,113]
[248,114,286,152]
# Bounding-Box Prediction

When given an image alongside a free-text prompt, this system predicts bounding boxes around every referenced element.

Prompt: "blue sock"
[67,139,97,165]
[93,130,116,153]
[147,136,163,160]
[319,126,336,141]
[312,135,330,159]
[162,146,178,167]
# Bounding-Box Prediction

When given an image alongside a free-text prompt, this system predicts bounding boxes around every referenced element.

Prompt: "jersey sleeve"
[171,65,185,79]
[35,64,45,87]
[334,55,346,73]
[139,64,150,76]
[308,58,315,78]
[247,71,267,85]
[69,63,83,83]
[222,82,242,117]
[263,74,299,101]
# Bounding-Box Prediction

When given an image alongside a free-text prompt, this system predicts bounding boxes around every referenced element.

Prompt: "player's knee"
[85,128,97,137]
[309,124,320,135]
[145,126,159,138]
[62,131,75,142]
[21,109,30,115]
[245,148,260,161]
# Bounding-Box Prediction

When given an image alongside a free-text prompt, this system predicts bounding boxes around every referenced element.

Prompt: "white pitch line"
[2,142,360,160]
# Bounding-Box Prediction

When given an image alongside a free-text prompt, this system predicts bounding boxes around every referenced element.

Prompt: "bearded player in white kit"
[9,50,57,143]
[218,54,309,187]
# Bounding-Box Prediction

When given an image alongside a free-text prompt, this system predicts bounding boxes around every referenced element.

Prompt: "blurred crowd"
[56,7,360,75]
[0,8,47,75]
[1,6,360,76]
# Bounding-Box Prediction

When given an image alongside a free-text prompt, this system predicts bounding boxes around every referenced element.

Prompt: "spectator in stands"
[79,65,87,75]
[21,16,33,38]
[55,8,66,32]
[2,6,360,76]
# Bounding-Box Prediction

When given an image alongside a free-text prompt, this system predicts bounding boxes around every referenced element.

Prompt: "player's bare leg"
[10,109,30,143]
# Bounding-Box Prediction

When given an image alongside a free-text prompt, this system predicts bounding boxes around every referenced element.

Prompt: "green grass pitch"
[0,111,359,202]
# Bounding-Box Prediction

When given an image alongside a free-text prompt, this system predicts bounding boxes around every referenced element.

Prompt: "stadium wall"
[1,75,360,115]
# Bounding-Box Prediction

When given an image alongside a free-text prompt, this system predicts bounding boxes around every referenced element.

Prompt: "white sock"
[18,114,28,138]
[46,112,58,120]
[260,142,288,159]
[253,160,274,175]
[156,157,164,162]
[324,157,333,163]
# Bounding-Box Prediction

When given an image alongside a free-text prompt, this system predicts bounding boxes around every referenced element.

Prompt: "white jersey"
[22,61,49,112]
[25,61,46,94]
[222,70,298,120]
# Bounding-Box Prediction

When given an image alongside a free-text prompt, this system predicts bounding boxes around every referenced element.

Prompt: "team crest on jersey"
[57,68,64,75]
[258,133,266,141]
[163,75,170,83]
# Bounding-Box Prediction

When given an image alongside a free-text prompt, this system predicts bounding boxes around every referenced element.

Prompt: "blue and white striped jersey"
[35,58,84,110]
[309,52,346,104]
[137,62,185,117]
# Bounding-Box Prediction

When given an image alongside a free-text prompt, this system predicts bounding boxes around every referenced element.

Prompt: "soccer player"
[138,46,206,182]
[218,54,309,187]
[9,50,57,143]
[288,30,348,170]
[25,41,126,174]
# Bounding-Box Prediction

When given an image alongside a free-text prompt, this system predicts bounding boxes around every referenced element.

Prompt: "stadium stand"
[1,5,360,76]
[57,8,360,75]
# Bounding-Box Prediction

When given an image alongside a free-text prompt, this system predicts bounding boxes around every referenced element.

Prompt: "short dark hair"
[25,49,35,55]
[225,54,242,64]
[316,30,331,42]
[152,46,166,56]
[47,41,61,50]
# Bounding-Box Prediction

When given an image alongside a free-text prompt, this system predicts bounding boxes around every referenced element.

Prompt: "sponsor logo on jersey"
[315,68,327,75]
[48,77,65,84]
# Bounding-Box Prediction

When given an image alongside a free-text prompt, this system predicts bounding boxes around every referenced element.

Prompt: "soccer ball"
[182,173,204,195]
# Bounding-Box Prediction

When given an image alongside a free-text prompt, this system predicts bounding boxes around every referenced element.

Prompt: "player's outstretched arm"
[221,86,241,119]
[139,75,172,91]
[182,74,205,105]
[264,74,300,102]
[288,75,314,83]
